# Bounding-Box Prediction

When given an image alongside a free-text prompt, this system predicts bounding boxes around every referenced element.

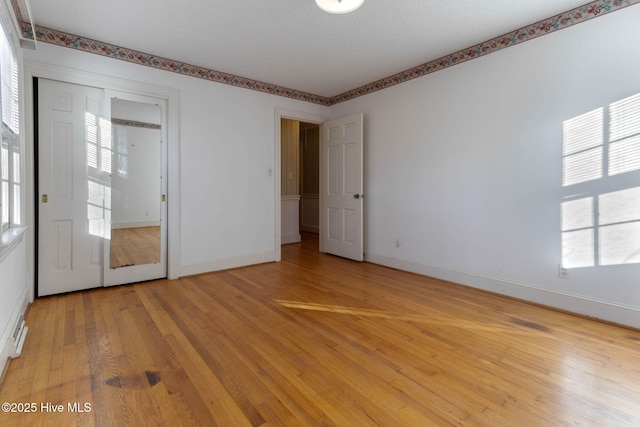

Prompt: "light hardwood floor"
[1,233,639,426]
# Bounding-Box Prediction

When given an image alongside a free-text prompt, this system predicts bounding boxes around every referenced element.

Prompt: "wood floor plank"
[2,233,640,426]
[149,290,254,426]
[190,277,366,426]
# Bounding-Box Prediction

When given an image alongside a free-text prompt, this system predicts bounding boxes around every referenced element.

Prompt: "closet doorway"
[36,78,168,296]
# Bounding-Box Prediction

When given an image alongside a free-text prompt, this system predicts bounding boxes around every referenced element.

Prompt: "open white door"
[320,113,364,261]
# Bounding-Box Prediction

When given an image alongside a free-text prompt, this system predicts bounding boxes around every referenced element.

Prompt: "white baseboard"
[111,220,161,229]
[179,250,277,277]
[0,285,30,380]
[365,252,640,329]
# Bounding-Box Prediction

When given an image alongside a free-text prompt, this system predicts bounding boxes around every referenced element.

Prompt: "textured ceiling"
[24,0,607,98]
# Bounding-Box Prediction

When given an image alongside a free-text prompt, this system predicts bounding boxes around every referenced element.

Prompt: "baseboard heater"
[11,313,28,358]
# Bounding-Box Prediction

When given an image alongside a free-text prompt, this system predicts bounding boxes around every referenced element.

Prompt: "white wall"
[24,44,328,276]
[112,98,161,125]
[329,6,640,328]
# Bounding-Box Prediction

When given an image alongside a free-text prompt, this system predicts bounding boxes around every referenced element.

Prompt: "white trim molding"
[179,251,277,277]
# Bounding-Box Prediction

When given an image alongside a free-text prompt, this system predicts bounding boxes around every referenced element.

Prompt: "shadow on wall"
[561,92,640,268]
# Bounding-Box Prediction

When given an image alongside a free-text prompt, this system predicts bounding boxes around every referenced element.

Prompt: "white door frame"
[24,61,181,298]
[274,108,326,261]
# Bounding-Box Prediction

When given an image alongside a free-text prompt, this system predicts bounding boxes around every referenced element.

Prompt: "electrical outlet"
[558,264,569,279]
[394,239,400,248]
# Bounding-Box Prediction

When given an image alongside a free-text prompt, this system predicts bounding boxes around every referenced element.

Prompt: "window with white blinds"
[0,20,20,231]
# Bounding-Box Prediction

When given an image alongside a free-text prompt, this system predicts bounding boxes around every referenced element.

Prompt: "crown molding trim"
[16,0,640,106]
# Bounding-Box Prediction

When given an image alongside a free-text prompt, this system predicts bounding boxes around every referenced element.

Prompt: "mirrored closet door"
[103,92,168,286]
[37,80,168,296]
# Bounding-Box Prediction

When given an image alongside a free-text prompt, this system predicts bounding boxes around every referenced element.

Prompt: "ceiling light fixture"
[315,0,364,14]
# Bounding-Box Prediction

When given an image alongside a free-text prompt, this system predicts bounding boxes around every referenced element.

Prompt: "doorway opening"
[281,118,320,248]
[274,108,324,262]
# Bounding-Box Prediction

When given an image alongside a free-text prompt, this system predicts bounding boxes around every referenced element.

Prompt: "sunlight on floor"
[275,299,548,336]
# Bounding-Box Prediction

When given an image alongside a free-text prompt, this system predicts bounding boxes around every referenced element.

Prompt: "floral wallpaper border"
[112,118,161,130]
[19,0,640,106]
[21,23,330,106]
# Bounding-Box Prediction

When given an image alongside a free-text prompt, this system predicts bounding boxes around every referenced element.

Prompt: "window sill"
[0,226,27,262]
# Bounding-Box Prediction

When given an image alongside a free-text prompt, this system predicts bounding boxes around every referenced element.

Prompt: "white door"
[38,79,107,296]
[320,113,364,261]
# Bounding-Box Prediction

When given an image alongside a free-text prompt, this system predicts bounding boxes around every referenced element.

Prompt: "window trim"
[0,4,24,257]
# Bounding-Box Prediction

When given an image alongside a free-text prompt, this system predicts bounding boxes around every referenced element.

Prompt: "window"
[0,19,20,232]
[561,93,640,268]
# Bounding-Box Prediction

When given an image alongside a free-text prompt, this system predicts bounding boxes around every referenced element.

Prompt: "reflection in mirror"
[109,99,162,269]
